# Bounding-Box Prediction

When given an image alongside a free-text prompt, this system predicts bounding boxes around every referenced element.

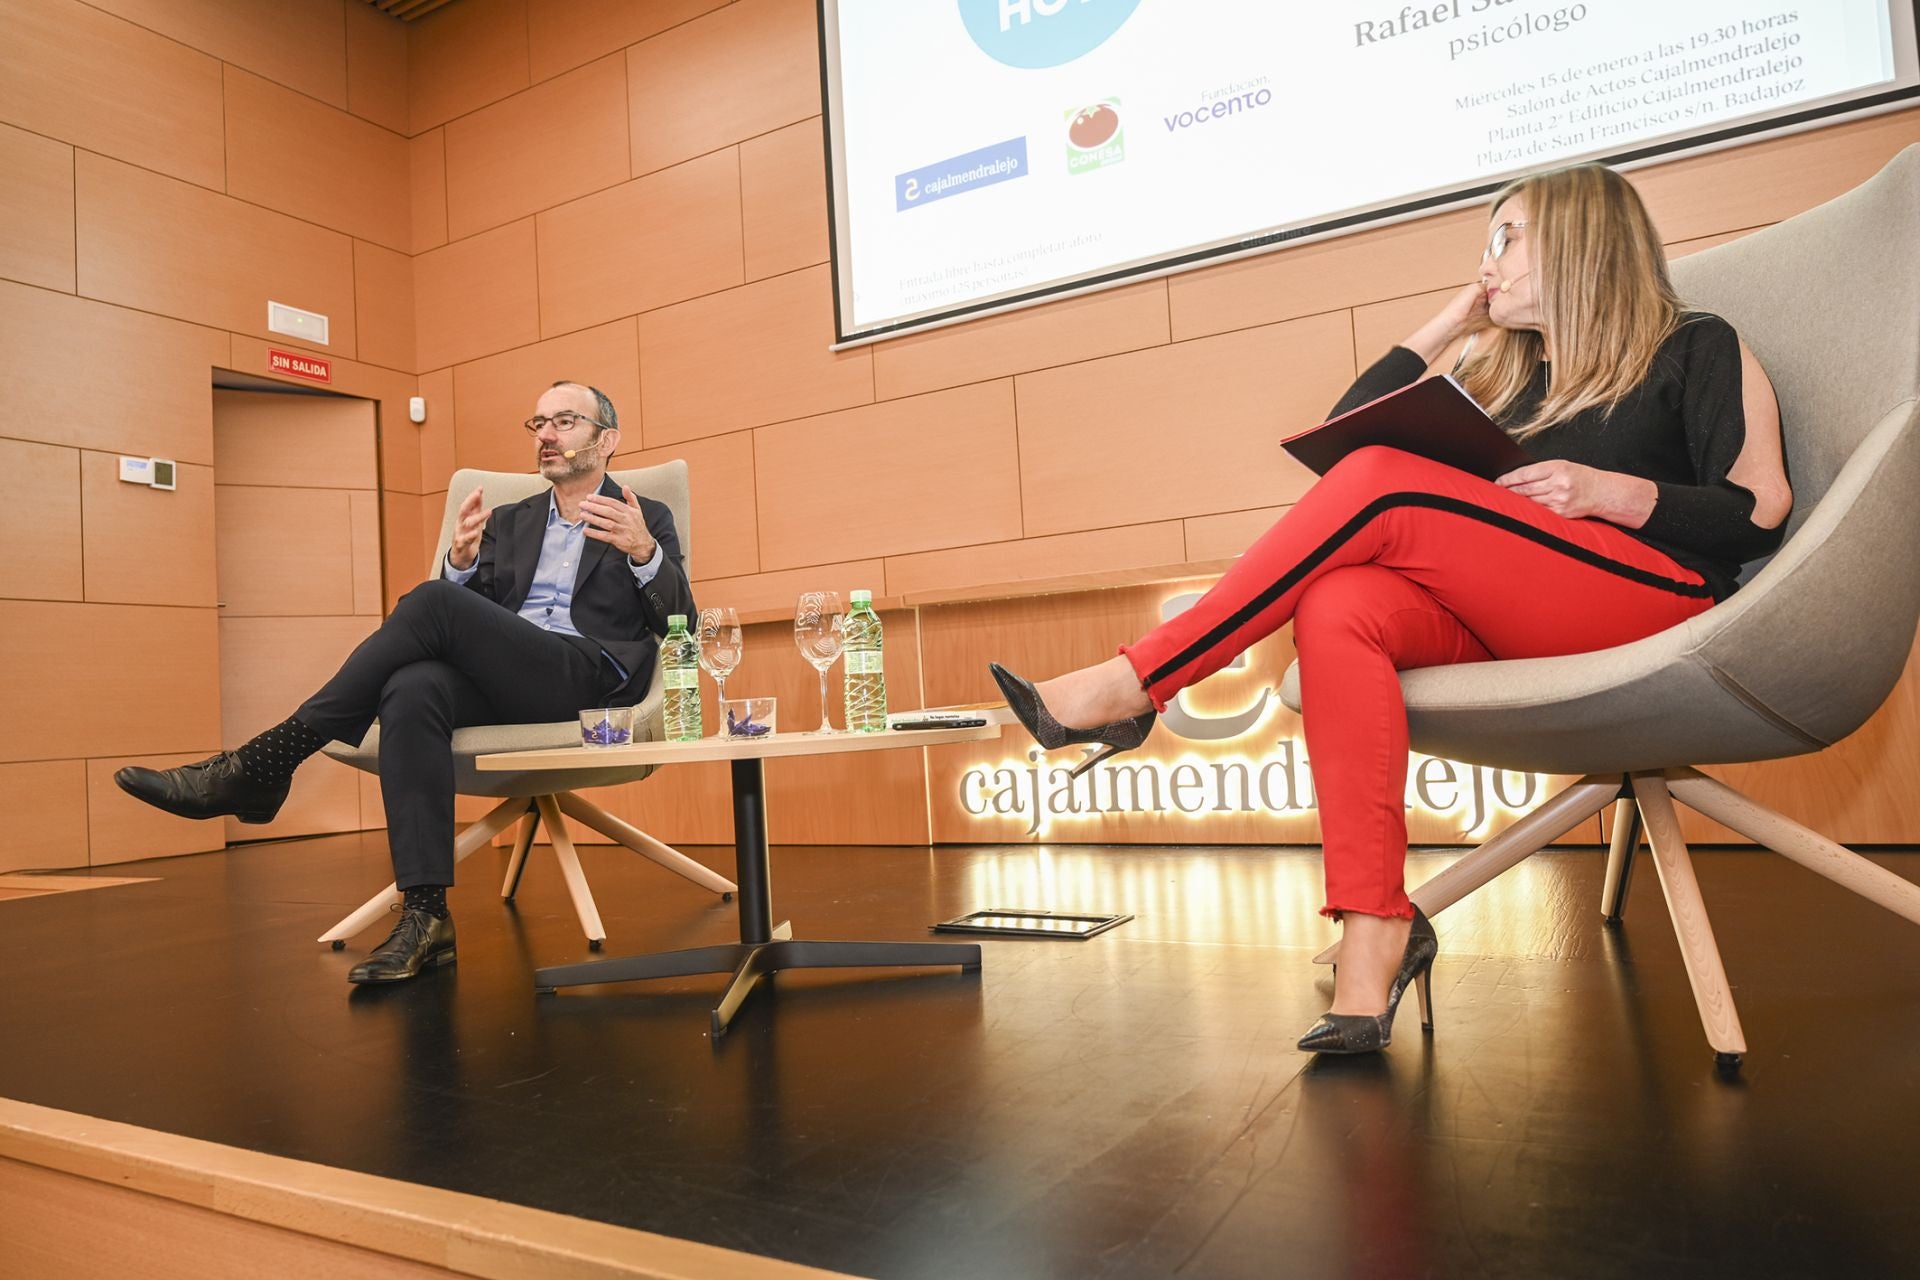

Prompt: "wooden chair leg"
[1632,773,1747,1066]
[556,792,736,897]
[1312,774,1621,965]
[319,796,530,945]
[1599,794,1642,924]
[501,806,540,901]
[1667,768,1920,926]
[535,794,607,948]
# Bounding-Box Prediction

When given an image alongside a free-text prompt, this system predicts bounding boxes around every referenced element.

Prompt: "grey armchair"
[317,461,734,950]
[1282,143,1920,1068]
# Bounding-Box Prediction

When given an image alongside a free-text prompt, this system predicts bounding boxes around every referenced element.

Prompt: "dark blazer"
[457,474,695,703]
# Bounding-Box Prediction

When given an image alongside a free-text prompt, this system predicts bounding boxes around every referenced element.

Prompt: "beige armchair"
[317,461,734,950]
[1282,144,1920,1069]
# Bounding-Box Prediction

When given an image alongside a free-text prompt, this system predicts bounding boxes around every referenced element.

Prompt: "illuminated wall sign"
[930,590,1555,845]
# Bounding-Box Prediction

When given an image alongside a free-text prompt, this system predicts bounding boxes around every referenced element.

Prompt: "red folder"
[1281,375,1532,481]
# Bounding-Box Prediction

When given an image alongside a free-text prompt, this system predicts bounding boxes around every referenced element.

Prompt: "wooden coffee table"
[477,717,1007,1034]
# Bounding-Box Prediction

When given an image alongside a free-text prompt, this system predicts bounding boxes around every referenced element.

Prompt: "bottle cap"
[668,614,687,628]
[851,589,872,604]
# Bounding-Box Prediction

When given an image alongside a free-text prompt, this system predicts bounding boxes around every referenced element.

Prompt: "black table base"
[533,757,982,1034]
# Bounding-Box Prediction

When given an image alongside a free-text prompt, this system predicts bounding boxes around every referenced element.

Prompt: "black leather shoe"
[348,906,456,984]
[113,751,290,824]
[1297,907,1438,1055]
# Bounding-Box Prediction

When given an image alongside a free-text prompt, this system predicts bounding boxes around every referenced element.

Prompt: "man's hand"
[1494,460,1657,526]
[581,486,657,562]
[447,486,489,570]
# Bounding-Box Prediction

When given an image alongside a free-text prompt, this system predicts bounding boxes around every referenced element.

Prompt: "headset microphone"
[1498,269,1532,294]
[561,450,578,459]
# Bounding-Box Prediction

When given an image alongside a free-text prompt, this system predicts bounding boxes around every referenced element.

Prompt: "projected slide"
[823,0,1917,341]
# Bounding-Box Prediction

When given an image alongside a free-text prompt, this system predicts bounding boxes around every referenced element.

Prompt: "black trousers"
[296,580,619,889]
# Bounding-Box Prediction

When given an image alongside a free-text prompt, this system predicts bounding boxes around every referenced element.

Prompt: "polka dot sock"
[235,717,325,787]
[403,885,450,918]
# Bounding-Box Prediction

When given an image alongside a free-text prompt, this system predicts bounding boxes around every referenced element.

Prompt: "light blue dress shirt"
[443,493,664,676]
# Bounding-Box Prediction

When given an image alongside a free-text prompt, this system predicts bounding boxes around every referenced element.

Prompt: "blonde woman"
[991,162,1793,1054]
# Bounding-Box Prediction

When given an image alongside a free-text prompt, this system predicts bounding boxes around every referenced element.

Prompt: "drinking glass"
[793,592,844,733]
[696,607,743,737]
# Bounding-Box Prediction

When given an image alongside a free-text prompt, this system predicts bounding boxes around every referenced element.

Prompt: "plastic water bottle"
[662,614,702,741]
[842,590,887,733]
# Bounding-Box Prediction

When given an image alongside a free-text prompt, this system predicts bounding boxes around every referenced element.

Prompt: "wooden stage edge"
[0,1096,853,1280]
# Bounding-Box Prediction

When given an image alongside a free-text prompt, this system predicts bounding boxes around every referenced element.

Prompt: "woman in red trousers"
[991,162,1794,1054]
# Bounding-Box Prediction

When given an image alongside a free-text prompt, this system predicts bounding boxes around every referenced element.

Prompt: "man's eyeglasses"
[522,411,607,436]
[1484,220,1528,261]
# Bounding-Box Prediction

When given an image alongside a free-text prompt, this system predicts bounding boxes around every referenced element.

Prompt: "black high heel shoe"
[989,662,1156,779]
[1296,907,1438,1055]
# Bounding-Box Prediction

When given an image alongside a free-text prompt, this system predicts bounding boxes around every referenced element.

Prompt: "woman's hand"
[1402,283,1490,364]
[1495,460,1658,525]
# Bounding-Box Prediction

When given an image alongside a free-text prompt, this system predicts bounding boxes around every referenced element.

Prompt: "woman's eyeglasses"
[522,411,607,436]
[1484,220,1528,261]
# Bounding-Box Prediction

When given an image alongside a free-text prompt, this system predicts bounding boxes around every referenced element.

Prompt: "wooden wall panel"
[0,439,82,602]
[1169,207,1484,343]
[217,614,380,840]
[223,338,419,499]
[353,241,417,375]
[625,430,759,582]
[0,0,225,189]
[0,122,75,292]
[81,454,217,607]
[444,53,630,241]
[412,218,539,371]
[885,523,1187,598]
[407,0,530,134]
[417,368,457,494]
[0,602,220,763]
[349,490,384,616]
[535,149,744,338]
[222,65,409,252]
[625,0,821,176]
[873,279,1171,402]
[450,319,641,473]
[0,283,226,463]
[1016,312,1354,537]
[76,154,357,357]
[526,0,727,84]
[85,753,227,864]
[215,487,357,617]
[740,116,829,283]
[83,0,349,108]
[1628,107,1920,244]
[410,130,450,254]
[381,490,430,608]
[343,1,408,134]
[1184,505,1288,563]
[690,559,887,618]
[0,761,89,872]
[754,380,1022,570]
[637,265,868,447]
[212,391,378,490]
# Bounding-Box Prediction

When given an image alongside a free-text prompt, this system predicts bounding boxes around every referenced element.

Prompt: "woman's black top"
[1328,312,1787,602]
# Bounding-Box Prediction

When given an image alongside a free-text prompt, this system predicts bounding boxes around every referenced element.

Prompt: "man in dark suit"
[116,382,694,984]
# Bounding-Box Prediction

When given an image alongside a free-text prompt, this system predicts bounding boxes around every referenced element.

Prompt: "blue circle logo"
[958,0,1143,70]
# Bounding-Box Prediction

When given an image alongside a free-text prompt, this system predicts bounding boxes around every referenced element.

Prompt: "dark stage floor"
[3,832,1919,1279]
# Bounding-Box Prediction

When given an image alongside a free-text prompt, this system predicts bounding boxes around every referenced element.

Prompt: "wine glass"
[696,607,743,737]
[794,592,844,734]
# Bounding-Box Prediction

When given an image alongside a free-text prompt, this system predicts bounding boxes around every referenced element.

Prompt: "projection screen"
[818,0,1920,346]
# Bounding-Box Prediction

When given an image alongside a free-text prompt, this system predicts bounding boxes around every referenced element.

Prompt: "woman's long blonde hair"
[1460,162,1685,439]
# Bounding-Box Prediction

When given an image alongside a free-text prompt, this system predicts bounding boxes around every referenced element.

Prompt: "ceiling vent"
[363,0,460,21]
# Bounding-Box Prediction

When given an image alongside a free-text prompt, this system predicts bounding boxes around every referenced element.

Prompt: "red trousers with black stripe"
[1120,447,1716,920]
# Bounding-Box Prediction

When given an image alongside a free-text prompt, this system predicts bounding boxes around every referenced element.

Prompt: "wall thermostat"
[118,457,177,490]
[408,396,427,424]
